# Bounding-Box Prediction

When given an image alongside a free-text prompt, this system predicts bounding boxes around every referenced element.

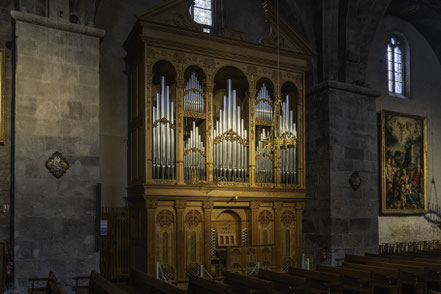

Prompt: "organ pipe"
[255,83,273,121]
[213,80,248,182]
[184,72,204,113]
[280,95,297,184]
[256,128,274,183]
[184,121,206,181]
[152,76,175,179]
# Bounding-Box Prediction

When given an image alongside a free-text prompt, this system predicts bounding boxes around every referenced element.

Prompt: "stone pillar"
[11,10,104,291]
[304,81,380,266]
[175,200,187,279]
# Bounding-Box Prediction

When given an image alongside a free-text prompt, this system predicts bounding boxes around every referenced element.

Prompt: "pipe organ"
[280,96,297,185]
[125,0,314,280]
[255,84,273,121]
[184,72,205,113]
[184,121,206,181]
[213,80,248,182]
[256,128,274,183]
[152,76,175,180]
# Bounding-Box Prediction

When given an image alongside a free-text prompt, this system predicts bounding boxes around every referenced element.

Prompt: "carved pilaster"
[248,89,256,187]
[175,199,187,279]
[273,201,284,271]
[203,200,213,270]
[295,202,304,266]
[145,199,158,274]
[250,201,260,245]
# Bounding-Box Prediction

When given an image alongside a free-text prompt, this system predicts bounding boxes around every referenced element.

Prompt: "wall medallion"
[45,151,69,178]
[349,171,362,191]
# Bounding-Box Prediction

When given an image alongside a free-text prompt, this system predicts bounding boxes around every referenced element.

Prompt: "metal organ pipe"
[280,95,297,184]
[184,72,204,113]
[255,83,273,121]
[184,121,206,181]
[213,80,248,182]
[152,76,175,179]
[256,128,273,183]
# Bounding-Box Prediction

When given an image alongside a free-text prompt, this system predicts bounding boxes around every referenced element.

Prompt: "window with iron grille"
[387,35,408,96]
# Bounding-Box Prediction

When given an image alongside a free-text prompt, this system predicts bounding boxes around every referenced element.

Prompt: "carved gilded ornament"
[281,210,296,226]
[203,200,214,210]
[250,201,261,210]
[258,210,273,226]
[146,199,158,210]
[156,210,174,228]
[185,210,202,228]
[175,200,187,210]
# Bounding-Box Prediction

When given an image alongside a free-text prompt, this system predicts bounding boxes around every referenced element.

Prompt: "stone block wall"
[305,81,379,266]
[12,11,104,291]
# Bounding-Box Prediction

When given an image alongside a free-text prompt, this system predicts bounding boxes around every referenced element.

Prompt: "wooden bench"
[127,268,186,294]
[72,270,127,294]
[345,254,427,294]
[223,271,273,294]
[187,274,233,294]
[287,267,341,294]
[257,269,309,294]
[28,272,66,294]
[316,265,373,294]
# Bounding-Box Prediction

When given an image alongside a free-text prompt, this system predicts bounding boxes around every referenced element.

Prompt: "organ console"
[125,0,315,280]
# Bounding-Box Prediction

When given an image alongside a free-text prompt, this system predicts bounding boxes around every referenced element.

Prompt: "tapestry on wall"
[381,110,427,214]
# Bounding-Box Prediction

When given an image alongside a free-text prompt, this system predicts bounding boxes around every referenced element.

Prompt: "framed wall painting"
[381,110,428,214]
[0,48,4,145]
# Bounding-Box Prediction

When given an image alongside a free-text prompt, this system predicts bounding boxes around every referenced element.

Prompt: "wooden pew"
[287,267,342,294]
[345,254,427,294]
[187,274,233,294]
[223,271,273,294]
[316,265,376,294]
[341,263,401,294]
[72,270,127,294]
[127,268,186,294]
[28,272,66,294]
[257,269,309,294]
[369,253,441,291]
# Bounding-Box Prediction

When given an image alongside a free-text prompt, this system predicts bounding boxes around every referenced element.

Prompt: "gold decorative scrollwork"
[183,147,206,157]
[213,129,249,147]
[152,117,176,129]
[255,152,274,161]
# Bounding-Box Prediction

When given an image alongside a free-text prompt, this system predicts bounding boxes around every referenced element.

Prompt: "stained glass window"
[387,36,405,95]
[192,0,213,33]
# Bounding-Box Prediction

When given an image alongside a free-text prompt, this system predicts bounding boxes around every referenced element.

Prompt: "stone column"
[304,81,380,265]
[175,200,187,279]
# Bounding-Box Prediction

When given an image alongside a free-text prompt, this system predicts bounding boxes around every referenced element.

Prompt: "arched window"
[192,0,213,33]
[387,35,409,96]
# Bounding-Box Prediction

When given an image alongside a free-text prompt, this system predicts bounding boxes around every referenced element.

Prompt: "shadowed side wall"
[367,16,441,243]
